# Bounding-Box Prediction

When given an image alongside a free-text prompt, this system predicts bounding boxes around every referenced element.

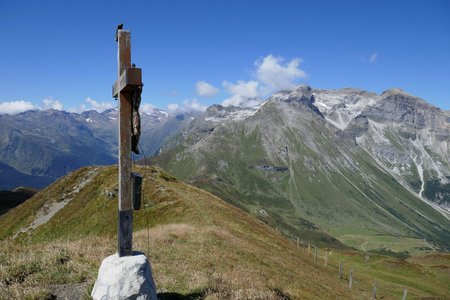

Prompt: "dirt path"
[15,168,98,237]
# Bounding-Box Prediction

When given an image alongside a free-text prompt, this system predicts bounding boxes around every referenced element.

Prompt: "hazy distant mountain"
[0,107,192,189]
[0,162,52,190]
[0,186,36,215]
[153,86,450,251]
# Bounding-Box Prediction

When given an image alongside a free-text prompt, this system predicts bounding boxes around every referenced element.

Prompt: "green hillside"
[152,95,450,254]
[0,166,449,299]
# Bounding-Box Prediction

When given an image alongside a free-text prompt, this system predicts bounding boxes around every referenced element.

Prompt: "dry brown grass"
[0,235,111,299]
[0,222,352,299]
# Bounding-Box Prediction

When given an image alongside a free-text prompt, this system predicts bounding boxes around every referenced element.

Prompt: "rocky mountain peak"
[206,104,226,113]
[381,87,410,97]
[380,88,428,106]
[272,85,314,105]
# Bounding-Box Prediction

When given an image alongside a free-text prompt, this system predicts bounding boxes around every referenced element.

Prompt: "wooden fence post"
[314,247,317,265]
[324,253,328,267]
[339,261,343,279]
[402,288,407,300]
[372,279,376,299]
[348,268,353,289]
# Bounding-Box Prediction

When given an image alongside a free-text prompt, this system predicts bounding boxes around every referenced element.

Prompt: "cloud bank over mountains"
[0,97,118,115]
[168,99,208,113]
[169,54,308,110]
[0,100,36,115]
[0,54,307,115]
[222,54,307,107]
[0,97,65,115]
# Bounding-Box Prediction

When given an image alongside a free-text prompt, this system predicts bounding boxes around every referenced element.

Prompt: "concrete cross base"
[91,252,158,300]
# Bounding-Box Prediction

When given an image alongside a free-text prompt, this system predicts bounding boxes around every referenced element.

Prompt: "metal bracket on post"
[118,210,133,256]
[132,173,143,210]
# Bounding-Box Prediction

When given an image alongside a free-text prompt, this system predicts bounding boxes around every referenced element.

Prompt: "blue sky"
[0,0,449,114]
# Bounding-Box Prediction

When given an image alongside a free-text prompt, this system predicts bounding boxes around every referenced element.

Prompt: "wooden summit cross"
[112,25,143,257]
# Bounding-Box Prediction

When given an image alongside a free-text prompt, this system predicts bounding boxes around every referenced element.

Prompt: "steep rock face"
[155,86,450,251]
[314,88,450,210]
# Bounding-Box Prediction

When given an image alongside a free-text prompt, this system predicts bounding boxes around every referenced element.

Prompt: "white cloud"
[67,104,87,113]
[85,97,115,112]
[220,54,307,107]
[168,99,207,113]
[0,100,36,115]
[222,80,261,107]
[43,97,63,110]
[167,103,179,112]
[140,103,156,114]
[255,54,306,91]
[196,81,219,98]
[222,94,262,107]
[368,52,378,63]
[183,99,207,112]
[223,80,260,98]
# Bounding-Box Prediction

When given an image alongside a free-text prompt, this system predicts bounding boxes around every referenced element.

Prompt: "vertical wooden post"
[324,253,328,267]
[314,247,317,265]
[117,29,133,257]
[348,268,353,289]
[307,243,311,256]
[339,261,343,279]
[402,288,407,300]
[296,236,299,248]
[372,279,377,299]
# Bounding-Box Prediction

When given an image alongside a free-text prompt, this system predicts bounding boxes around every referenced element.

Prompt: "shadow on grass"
[157,288,291,300]
[157,291,206,300]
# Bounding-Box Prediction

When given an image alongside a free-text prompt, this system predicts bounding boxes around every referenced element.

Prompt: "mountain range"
[0,106,191,189]
[1,85,449,253]
[152,86,450,252]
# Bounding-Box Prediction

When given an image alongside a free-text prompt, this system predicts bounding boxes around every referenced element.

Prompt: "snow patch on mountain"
[204,102,266,123]
[411,137,446,181]
[313,89,378,130]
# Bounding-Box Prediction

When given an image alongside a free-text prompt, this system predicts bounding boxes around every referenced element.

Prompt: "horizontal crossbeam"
[112,67,142,98]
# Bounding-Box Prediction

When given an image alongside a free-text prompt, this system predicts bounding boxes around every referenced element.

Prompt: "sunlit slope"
[153,87,450,253]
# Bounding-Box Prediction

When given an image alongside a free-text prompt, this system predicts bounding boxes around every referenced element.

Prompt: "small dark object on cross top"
[115,23,124,41]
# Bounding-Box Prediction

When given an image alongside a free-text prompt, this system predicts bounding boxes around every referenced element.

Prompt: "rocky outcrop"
[91,253,157,300]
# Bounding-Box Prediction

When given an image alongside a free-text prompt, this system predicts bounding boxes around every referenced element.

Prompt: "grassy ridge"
[0,166,449,299]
